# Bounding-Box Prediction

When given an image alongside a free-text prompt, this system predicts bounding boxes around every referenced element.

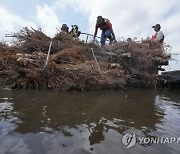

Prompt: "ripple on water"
[0,102,14,112]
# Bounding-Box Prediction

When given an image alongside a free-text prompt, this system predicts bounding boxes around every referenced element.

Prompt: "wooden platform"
[159,70,180,88]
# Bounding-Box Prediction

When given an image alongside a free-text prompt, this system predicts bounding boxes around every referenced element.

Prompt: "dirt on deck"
[0,27,170,90]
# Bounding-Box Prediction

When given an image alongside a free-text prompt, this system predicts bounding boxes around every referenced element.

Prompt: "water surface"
[0,88,180,154]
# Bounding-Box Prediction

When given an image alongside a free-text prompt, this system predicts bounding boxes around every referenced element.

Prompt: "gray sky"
[0,0,180,53]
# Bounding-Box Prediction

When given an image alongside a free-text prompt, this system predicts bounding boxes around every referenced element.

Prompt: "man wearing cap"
[61,24,69,33]
[151,24,164,43]
[93,16,117,46]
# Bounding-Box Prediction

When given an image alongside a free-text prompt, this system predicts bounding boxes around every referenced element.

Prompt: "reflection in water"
[0,89,180,154]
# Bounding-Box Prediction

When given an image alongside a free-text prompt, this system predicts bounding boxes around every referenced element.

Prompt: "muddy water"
[0,88,180,154]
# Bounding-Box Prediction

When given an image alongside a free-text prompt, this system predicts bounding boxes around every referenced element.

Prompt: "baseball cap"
[152,24,161,29]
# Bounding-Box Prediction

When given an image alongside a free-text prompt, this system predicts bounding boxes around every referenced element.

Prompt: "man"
[93,16,117,46]
[151,24,164,43]
[152,24,165,71]
[69,25,81,39]
[61,24,69,33]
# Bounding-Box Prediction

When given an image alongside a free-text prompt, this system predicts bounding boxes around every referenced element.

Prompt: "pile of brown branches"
[0,27,171,90]
[0,42,10,52]
[5,27,84,54]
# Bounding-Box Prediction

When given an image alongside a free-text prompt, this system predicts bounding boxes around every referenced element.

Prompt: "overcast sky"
[0,0,180,53]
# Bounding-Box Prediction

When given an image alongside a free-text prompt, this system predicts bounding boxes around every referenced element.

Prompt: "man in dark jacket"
[93,16,117,46]
[61,24,69,33]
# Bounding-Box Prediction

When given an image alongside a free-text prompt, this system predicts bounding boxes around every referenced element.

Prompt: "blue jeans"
[100,29,112,45]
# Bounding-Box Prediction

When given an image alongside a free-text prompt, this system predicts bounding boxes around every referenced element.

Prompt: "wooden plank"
[160,70,180,83]
[161,70,180,76]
